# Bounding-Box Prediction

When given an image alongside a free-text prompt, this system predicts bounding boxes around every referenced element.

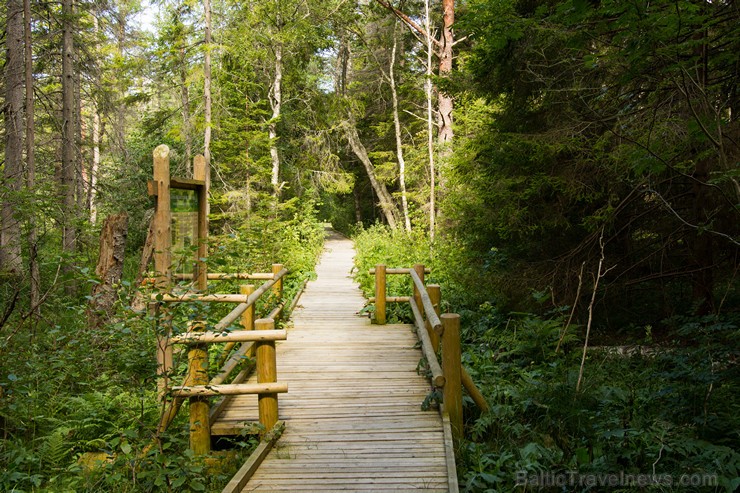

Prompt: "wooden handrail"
[171,382,288,397]
[170,329,287,345]
[368,296,411,303]
[409,269,442,334]
[153,293,251,303]
[369,267,431,275]
[409,300,445,388]
[211,268,288,331]
[154,267,289,449]
[372,264,490,421]
[211,342,254,386]
[175,272,275,280]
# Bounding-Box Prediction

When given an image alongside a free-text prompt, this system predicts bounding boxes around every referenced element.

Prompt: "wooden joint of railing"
[409,269,442,334]
[409,300,445,388]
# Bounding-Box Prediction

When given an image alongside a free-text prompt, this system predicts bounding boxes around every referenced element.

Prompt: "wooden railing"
[152,265,290,454]
[370,264,489,441]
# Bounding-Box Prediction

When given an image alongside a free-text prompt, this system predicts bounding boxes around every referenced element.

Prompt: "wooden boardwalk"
[214,232,453,492]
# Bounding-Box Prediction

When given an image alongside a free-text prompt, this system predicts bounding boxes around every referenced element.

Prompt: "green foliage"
[353,225,740,492]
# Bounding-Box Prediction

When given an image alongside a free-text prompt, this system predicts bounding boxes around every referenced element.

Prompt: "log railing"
[370,264,490,441]
[152,265,289,453]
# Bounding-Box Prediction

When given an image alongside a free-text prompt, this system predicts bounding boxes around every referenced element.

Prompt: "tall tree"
[424,0,436,239]
[2,0,25,275]
[459,0,739,319]
[203,0,212,176]
[61,0,77,291]
[24,0,40,311]
[375,0,456,151]
[388,21,411,231]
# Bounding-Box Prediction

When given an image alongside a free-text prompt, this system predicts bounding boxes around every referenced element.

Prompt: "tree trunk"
[87,212,128,329]
[114,10,128,161]
[374,0,455,194]
[344,119,401,229]
[2,0,24,275]
[353,183,363,223]
[389,23,411,232]
[62,0,77,294]
[180,56,193,174]
[131,215,155,313]
[90,110,101,224]
[24,0,40,313]
[425,0,436,240]
[203,0,212,176]
[438,0,454,148]
[269,42,283,194]
[89,16,100,225]
[75,57,86,222]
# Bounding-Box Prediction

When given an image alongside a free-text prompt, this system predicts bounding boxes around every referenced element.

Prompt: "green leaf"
[189,480,206,491]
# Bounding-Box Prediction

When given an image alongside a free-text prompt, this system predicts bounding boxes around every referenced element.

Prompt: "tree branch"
[374,0,441,50]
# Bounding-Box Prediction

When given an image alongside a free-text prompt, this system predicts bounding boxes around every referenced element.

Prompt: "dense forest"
[1,0,738,491]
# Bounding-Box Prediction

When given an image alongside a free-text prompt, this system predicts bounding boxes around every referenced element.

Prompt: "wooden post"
[242,284,255,357]
[413,264,425,313]
[152,145,172,288]
[153,145,172,402]
[256,318,278,433]
[193,155,208,292]
[427,284,441,352]
[375,264,386,325]
[441,313,462,442]
[153,303,173,402]
[271,264,283,314]
[188,321,211,455]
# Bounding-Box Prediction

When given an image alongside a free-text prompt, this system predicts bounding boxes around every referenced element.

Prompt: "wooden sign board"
[150,146,209,291]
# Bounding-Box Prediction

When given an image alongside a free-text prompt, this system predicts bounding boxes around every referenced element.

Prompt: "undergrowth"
[352,224,740,492]
[0,202,326,492]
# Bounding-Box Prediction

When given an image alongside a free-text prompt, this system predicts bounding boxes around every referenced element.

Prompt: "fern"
[38,427,72,470]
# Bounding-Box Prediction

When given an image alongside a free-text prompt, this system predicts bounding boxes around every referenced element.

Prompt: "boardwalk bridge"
[146,146,487,492]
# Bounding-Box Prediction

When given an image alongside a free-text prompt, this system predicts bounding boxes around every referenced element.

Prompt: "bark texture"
[88,212,128,328]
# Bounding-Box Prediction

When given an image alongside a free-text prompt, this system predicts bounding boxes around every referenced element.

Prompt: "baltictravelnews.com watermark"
[516,470,718,488]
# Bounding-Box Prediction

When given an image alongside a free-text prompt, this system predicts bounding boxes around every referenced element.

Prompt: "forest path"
[216,230,452,492]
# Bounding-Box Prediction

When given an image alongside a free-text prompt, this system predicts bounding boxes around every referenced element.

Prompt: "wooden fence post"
[256,318,278,433]
[427,284,441,352]
[441,313,462,442]
[375,264,386,325]
[413,264,425,313]
[153,145,173,402]
[241,283,256,357]
[271,264,283,311]
[188,321,211,454]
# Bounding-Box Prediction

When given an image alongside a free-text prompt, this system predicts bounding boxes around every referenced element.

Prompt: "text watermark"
[516,471,718,488]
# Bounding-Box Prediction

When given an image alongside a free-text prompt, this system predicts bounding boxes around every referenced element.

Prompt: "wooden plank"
[221,421,283,493]
[442,412,460,493]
